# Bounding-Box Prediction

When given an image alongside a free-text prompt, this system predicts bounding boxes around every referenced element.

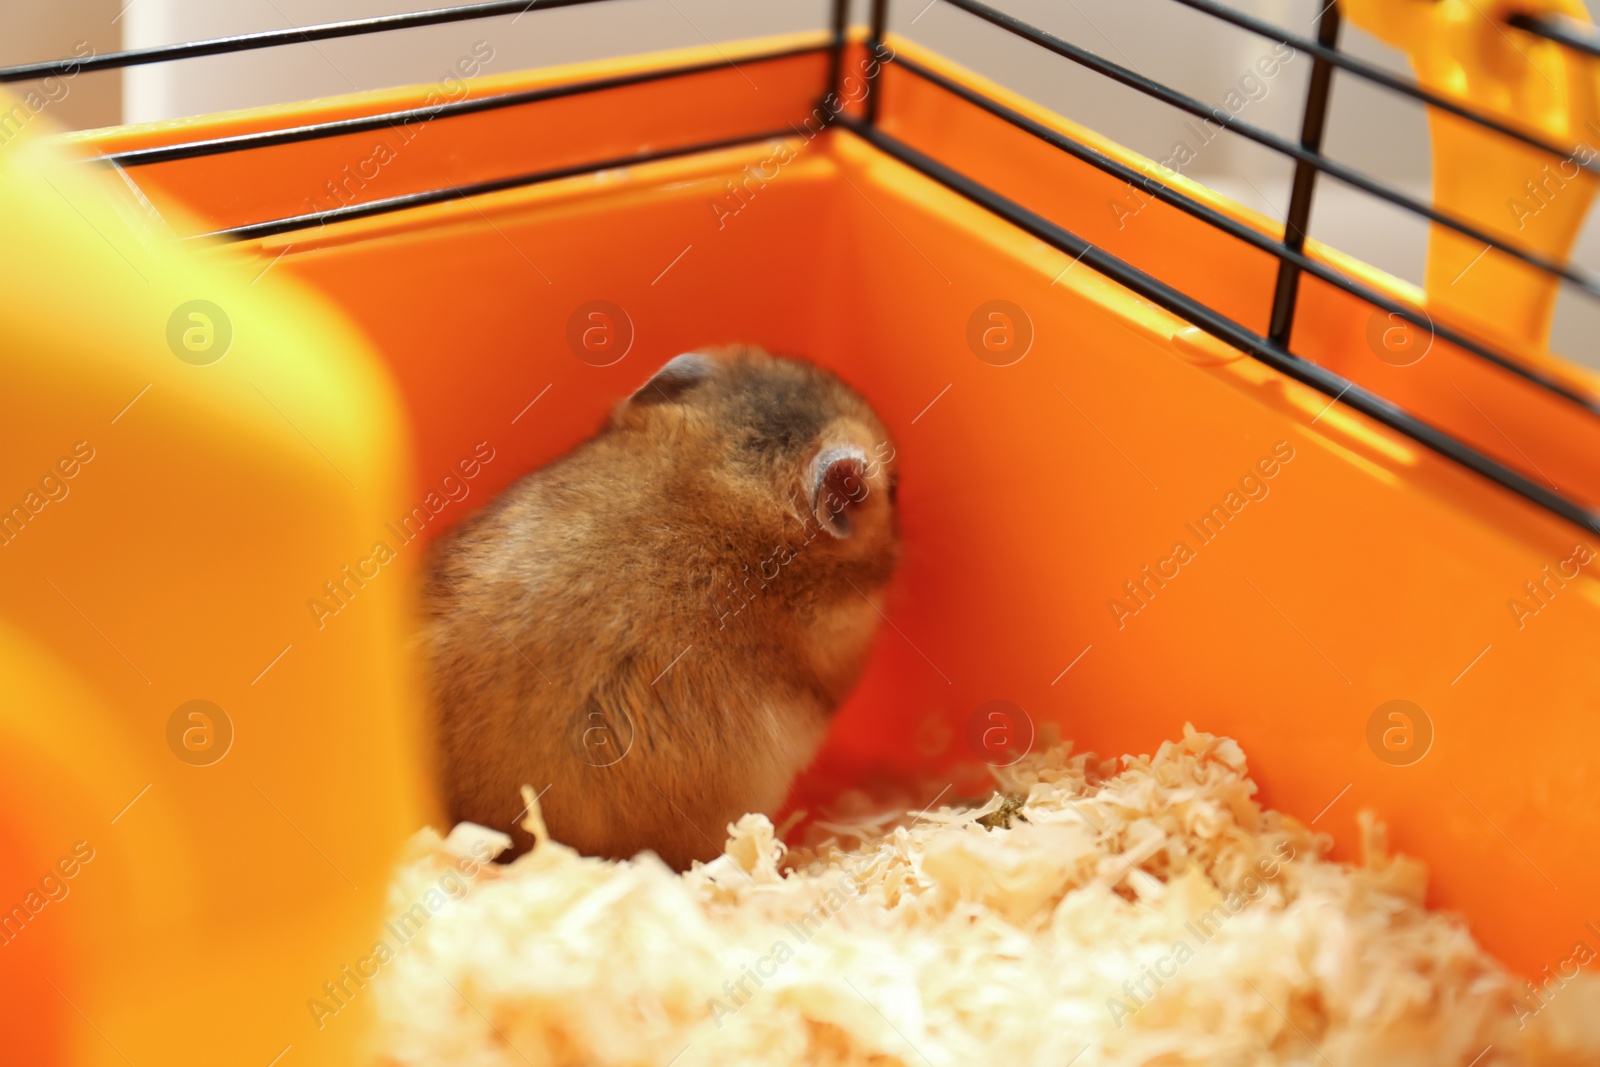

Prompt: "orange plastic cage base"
[5,26,1600,1066]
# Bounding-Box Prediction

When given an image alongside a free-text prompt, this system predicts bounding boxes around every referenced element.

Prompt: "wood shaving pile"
[371,727,1600,1066]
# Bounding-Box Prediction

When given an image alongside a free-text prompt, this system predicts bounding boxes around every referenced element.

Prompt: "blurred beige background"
[4,0,1597,363]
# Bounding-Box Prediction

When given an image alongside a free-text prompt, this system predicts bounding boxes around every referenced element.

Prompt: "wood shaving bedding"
[371,727,1600,1066]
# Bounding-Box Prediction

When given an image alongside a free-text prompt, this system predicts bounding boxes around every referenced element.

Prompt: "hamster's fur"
[422,345,900,869]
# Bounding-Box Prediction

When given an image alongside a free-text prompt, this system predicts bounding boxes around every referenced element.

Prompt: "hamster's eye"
[888,474,900,506]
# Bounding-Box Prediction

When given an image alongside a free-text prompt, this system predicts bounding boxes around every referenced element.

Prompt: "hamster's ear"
[629,352,715,406]
[810,444,870,539]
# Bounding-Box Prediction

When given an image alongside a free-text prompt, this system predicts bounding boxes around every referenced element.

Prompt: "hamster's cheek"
[806,596,882,701]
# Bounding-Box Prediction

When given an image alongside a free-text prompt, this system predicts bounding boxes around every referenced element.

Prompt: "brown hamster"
[422,345,900,869]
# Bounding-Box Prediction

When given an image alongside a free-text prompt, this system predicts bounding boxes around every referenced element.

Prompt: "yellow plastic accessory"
[0,97,430,1067]
[1342,0,1600,350]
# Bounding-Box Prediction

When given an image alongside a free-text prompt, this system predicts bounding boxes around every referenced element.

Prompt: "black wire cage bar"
[3,0,1599,536]
[1512,11,1600,59]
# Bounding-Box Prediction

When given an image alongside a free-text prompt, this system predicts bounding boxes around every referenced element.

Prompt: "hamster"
[421,345,900,869]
